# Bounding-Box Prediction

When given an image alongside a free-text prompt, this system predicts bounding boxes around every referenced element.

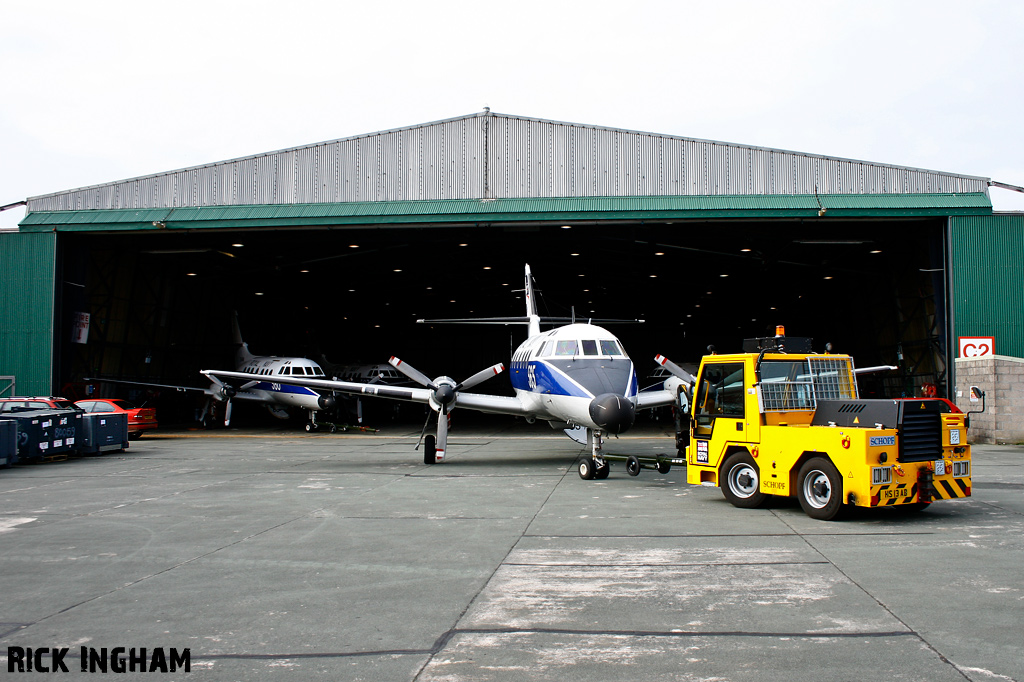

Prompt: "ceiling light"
[231,243,243,248]
[459,243,468,247]
[570,253,580,256]
[186,272,197,276]
[720,274,729,278]
[870,250,882,254]
[393,269,402,272]
[300,269,309,273]
[741,248,752,252]
[483,266,491,270]
[824,276,833,280]
[650,275,657,278]
[255,292,264,296]
[561,225,571,229]
[349,244,359,248]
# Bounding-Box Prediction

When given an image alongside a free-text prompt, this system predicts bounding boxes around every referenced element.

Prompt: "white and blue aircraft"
[87,315,336,430]
[202,265,688,472]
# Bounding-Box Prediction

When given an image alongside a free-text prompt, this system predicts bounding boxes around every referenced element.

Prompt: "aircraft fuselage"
[509,323,638,433]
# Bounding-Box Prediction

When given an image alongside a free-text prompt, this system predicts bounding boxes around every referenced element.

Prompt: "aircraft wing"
[634,376,687,411]
[84,377,218,396]
[452,392,531,416]
[201,369,433,404]
[201,369,531,417]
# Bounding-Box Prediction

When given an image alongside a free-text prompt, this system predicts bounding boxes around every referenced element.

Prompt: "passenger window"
[555,340,579,356]
[582,340,599,356]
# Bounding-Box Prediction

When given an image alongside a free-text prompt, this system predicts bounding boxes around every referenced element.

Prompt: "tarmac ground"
[0,420,1021,681]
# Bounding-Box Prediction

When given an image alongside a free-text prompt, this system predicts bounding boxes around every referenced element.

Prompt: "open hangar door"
[57,215,951,426]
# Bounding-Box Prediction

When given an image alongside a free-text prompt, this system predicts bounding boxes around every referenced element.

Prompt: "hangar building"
[2,111,1022,440]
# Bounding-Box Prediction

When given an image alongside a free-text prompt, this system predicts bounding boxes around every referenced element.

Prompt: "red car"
[75,399,158,440]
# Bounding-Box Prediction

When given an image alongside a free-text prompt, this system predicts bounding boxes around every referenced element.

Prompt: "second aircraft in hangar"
[203,265,688,473]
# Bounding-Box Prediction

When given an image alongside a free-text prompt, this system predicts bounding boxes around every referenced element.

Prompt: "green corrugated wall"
[0,231,56,395]
[950,214,1024,359]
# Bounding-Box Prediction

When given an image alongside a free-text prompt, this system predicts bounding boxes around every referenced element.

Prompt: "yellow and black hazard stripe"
[932,477,971,499]
[871,483,919,506]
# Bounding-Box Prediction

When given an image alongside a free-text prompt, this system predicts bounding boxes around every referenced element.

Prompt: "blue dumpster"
[5,409,83,460]
[0,418,16,467]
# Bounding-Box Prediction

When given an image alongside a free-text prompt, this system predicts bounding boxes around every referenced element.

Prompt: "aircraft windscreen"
[582,340,599,355]
[600,340,623,356]
[555,340,579,356]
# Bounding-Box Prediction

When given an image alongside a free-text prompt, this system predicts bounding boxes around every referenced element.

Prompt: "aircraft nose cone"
[318,395,336,410]
[589,393,636,434]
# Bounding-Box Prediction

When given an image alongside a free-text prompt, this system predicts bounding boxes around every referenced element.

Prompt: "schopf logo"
[870,436,896,447]
[7,647,189,674]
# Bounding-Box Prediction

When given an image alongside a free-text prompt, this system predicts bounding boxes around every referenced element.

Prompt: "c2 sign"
[959,336,995,358]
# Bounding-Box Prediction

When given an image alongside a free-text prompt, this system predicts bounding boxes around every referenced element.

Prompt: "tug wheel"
[626,455,642,477]
[797,457,846,520]
[721,452,767,508]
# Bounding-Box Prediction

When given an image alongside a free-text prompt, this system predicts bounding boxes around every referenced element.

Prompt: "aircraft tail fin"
[232,311,255,367]
[524,264,540,338]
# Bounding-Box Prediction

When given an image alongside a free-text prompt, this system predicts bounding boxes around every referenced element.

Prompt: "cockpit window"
[313,367,324,376]
[555,340,579,356]
[600,340,622,356]
[536,341,550,357]
[279,367,288,375]
[582,340,599,356]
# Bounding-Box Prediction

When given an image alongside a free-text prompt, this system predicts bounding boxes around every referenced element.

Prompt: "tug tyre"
[797,457,846,520]
[657,461,672,474]
[721,452,768,508]
[595,462,610,479]
[626,455,642,476]
[424,435,437,465]
[578,458,596,480]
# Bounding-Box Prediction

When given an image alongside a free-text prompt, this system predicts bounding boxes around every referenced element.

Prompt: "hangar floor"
[0,429,1021,680]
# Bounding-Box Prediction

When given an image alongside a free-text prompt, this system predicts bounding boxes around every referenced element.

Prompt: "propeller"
[388,356,504,464]
[206,376,257,426]
[654,354,696,385]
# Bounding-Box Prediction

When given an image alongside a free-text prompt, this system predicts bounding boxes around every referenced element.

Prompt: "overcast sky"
[3,0,1023,228]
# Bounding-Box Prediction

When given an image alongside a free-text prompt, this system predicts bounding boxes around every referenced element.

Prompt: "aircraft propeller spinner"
[388,356,504,464]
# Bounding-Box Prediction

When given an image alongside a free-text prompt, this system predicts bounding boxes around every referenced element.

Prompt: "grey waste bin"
[80,412,129,454]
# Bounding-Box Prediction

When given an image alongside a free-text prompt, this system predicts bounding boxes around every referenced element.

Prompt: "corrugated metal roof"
[24,111,991,215]
[19,193,992,231]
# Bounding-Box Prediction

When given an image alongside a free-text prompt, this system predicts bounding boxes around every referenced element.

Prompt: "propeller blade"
[389,356,436,389]
[654,354,695,384]
[224,399,233,426]
[435,411,448,462]
[456,362,505,391]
